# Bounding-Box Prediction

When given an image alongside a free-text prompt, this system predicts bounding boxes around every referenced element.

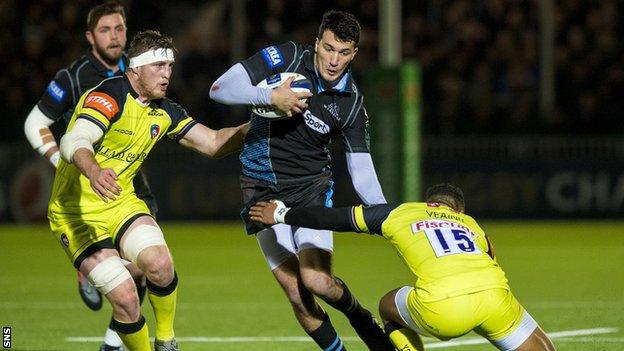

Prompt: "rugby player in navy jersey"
[211,10,393,351]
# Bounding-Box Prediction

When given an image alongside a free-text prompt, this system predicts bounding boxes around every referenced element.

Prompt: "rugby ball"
[251,72,312,118]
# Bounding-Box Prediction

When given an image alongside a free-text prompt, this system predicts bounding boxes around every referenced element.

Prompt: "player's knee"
[300,270,334,297]
[122,224,167,263]
[88,256,133,295]
[142,249,174,286]
[378,292,396,324]
[110,280,142,320]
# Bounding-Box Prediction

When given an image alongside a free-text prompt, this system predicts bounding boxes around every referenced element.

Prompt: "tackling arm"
[250,201,358,232]
[24,105,60,167]
[179,122,250,158]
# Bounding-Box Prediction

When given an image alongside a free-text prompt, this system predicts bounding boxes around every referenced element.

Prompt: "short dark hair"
[128,30,177,59]
[317,10,361,46]
[425,183,465,212]
[86,2,126,32]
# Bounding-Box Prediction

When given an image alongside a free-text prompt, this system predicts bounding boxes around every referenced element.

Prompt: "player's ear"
[314,38,319,53]
[85,31,95,46]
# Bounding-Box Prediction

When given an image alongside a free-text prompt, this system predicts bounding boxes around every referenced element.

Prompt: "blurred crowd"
[1,0,622,142]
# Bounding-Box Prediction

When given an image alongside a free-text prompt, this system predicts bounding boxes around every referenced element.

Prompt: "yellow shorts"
[48,195,150,268]
[395,286,538,350]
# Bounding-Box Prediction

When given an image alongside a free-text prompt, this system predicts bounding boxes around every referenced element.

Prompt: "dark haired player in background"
[211,10,393,351]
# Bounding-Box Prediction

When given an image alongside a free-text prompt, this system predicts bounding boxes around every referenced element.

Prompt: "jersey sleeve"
[356,204,399,235]
[74,82,122,133]
[37,70,73,121]
[162,99,198,141]
[341,98,371,153]
[240,41,298,85]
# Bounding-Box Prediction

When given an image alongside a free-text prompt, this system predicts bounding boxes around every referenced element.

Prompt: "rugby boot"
[78,271,102,311]
[349,311,395,351]
[99,344,124,351]
[155,339,179,351]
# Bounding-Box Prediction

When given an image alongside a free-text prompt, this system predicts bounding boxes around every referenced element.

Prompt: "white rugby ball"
[251,72,312,119]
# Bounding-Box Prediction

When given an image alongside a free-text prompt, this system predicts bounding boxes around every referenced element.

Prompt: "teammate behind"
[250,184,557,351]
[48,30,248,351]
[23,3,149,350]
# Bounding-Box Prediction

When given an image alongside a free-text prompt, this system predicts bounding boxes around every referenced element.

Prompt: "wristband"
[49,150,60,168]
[272,200,290,223]
[37,141,58,156]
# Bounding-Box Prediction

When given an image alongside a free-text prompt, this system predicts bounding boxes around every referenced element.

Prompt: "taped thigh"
[87,256,132,295]
[491,310,538,351]
[122,224,166,263]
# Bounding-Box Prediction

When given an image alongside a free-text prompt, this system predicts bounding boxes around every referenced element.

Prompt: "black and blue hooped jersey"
[37,51,128,125]
[240,41,371,184]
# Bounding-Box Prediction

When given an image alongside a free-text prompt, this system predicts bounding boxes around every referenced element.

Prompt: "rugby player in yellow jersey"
[48,30,248,351]
[250,184,556,351]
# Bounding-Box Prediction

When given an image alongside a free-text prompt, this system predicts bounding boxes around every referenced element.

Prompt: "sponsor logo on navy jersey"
[303,110,329,134]
[266,74,282,85]
[46,81,66,103]
[261,46,284,68]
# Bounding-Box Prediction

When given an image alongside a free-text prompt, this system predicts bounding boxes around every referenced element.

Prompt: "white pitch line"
[67,327,619,347]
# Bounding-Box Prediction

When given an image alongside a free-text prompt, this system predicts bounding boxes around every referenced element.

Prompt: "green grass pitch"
[1,221,622,350]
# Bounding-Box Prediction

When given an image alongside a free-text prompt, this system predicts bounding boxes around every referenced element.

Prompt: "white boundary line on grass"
[67,327,619,347]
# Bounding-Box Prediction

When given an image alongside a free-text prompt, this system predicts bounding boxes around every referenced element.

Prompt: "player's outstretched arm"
[179,122,250,158]
[250,201,356,232]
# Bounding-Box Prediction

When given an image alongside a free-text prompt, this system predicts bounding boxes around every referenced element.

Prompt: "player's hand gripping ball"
[251,72,312,118]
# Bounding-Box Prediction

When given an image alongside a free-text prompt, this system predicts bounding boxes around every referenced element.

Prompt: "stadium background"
[1,0,623,222]
[0,1,622,350]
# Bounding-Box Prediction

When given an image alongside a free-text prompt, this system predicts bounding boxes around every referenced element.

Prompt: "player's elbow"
[209,82,224,103]
[60,132,94,163]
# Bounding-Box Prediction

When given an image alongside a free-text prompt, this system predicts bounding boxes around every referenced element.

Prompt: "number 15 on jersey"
[421,228,481,258]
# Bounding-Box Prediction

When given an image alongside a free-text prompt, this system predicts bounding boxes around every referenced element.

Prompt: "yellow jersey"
[352,202,509,301]
[49,76,196,214]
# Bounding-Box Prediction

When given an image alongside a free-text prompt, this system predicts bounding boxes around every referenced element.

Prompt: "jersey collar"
[303,47,354,95]
[87,50,129,78]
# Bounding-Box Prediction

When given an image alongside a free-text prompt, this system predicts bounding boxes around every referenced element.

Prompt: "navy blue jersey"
[240,41,371,184]
[37,51,128,125]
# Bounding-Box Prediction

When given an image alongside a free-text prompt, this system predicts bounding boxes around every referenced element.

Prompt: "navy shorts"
[240,172,334,234]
